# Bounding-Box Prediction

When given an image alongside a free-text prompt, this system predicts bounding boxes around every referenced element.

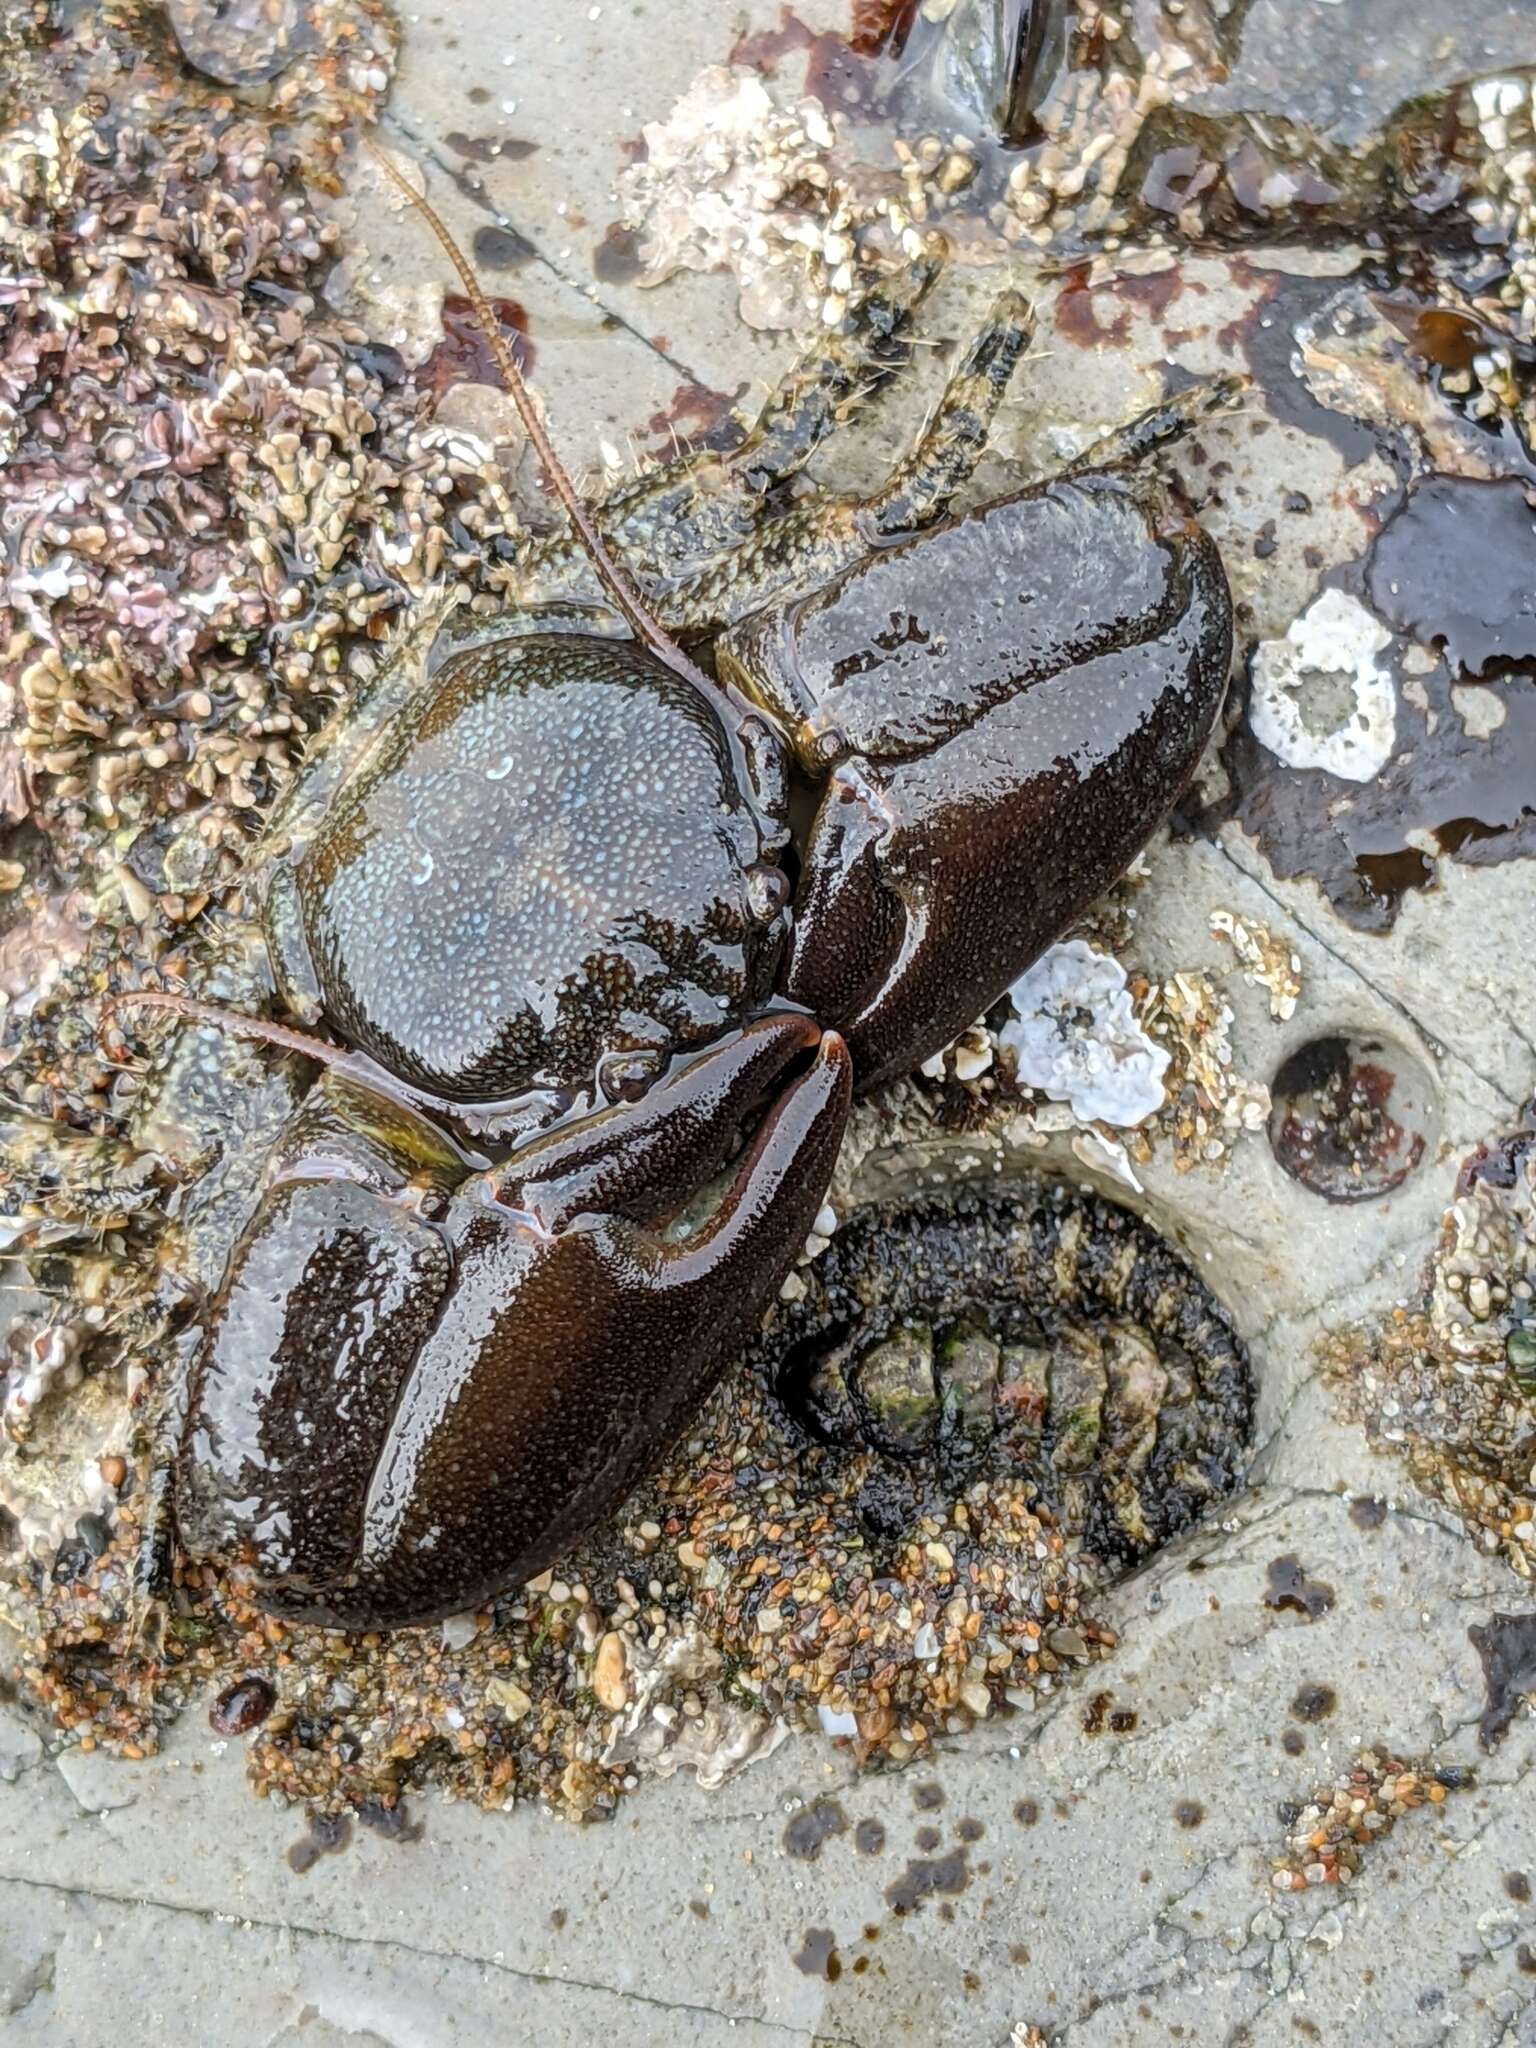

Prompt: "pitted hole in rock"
[763,1183,1252,1576]
[1268,1033,1438,1203]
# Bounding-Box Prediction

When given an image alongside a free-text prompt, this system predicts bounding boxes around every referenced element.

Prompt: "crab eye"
[745,861,790,924]
[597,1049,661,1104]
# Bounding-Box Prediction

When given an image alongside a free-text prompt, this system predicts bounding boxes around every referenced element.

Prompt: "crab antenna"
[363,137,718,698]
[99,992,441,1117]
[101,991,355,1069]
[107,983,487,1114]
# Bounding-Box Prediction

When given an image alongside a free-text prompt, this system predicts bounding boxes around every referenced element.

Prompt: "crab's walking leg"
[724,253,945,493]
[1059,372,1248,480]
[504,258,947,616]
[664,289,1035,630]
[860,288,1035,539]
[0,1108,158,1227]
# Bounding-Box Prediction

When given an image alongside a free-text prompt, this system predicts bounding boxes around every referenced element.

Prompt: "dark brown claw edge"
[180,1019,851,1629]
[777,491,1235,1093]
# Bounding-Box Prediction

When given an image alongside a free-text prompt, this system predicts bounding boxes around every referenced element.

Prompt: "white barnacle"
[1248,588,1397,783]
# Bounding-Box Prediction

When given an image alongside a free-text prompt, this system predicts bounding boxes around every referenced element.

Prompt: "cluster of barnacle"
[615,1,1183,330]
[1000,0,1190,245]
[1467,75,1536,342]
[1208,912,1301,1025]
[616,0,1536,464]
[615,64,982,332]
[4,112,449,835]
[1137,966,1274,1175]
[0,0,606,919]
[1333,1120,1536,1581]
[0,25,373,1209]
[882,903,1287,1192]
[885,129,981,241]
[998,2,1536,366]
[1431,1142,1536,1376]
[1006,2,1536,296]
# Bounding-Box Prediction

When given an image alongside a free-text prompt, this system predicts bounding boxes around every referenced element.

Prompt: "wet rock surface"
[1,0,1535,2042]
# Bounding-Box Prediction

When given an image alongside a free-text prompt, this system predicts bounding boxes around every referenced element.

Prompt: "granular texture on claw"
[758,1184,1253,1570]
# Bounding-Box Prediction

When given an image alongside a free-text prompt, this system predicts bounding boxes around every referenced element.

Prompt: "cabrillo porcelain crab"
[110,161,1237,1629]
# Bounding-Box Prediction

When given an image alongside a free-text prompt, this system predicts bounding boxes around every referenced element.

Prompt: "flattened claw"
[348,1027,850,1625]
[194,1023,851,1628]
[783,504,1234,1092]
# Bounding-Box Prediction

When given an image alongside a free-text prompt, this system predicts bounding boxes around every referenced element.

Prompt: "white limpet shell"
[995,940,1169,1129]
[1248,588,1397,784]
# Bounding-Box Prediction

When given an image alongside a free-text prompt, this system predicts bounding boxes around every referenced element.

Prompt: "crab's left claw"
[183,1017,850,1629]
[723,478,1234,1093]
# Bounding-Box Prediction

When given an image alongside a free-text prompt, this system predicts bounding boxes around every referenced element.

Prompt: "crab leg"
[672,288,1035,632]
[861,288,1034,539]
[1058,372,1248,481]
[725,253,945,494]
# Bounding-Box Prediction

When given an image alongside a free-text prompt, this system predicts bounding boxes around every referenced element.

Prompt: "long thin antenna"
[365,136,718,698]
[101,991,348,1068]
[99,992,447,1120]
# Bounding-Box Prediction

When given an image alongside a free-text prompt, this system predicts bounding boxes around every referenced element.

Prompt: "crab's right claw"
[192,1017,851,1630]
[351,1017,850,1625]
[771,499,1234,1093]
